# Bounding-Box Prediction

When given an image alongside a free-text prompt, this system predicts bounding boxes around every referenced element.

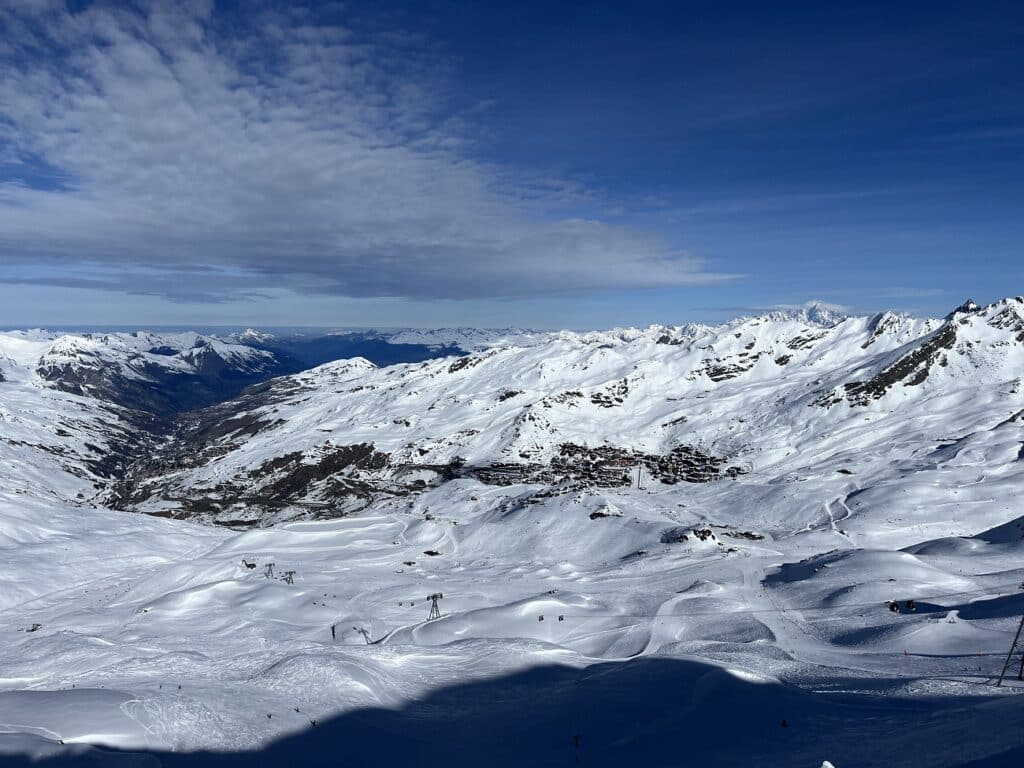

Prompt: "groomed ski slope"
[3,480,1024,767]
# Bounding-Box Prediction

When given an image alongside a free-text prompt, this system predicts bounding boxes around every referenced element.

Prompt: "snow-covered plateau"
[1,300,1024,767]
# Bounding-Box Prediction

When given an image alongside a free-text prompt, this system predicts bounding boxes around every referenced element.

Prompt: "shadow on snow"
[4,656,1024,768]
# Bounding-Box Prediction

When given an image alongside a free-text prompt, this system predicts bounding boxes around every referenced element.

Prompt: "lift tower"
[996,582,1024,687]
[427,593,444,621]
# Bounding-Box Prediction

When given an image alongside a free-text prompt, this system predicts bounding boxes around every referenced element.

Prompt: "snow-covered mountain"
[110,298,1022,533]
[0,330,297,502]
[33,330,294,415]
[2,300,1024,766]
[381,326,542,351]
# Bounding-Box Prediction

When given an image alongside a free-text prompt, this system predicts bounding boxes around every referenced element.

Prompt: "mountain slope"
[112,298,1023,531]
[33,331,297,417]
[3,301,1024,765]
[0,330,301,503]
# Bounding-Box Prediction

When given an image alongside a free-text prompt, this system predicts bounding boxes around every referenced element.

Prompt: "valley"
[1,300,1023,766]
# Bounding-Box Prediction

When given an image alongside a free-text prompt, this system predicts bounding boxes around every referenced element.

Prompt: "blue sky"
[0,0,1021,328]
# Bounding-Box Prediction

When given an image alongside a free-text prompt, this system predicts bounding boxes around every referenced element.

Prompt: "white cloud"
[0,1,733,302]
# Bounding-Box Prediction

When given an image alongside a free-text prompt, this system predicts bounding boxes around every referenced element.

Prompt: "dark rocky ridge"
[37,343,301,421]
[839,322,959,406]
[816,297,1024,408]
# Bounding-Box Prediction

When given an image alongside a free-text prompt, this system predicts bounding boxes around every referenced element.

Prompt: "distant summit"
[758,301,848,328]
[796,301,848,327]
[946,298,980,319]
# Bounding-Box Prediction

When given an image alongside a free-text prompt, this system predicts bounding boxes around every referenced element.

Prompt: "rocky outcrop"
[840,322,959,405]
[37,339,297,420]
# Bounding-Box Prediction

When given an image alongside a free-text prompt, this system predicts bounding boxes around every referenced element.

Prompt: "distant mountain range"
[3,297,1019,533]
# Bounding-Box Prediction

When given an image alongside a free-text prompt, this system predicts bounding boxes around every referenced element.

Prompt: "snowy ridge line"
[441,582,1024,620]
[376,581,1024,630]
[108,295,1024,527]
[442,604,1011,621]
[906,652,1011,659]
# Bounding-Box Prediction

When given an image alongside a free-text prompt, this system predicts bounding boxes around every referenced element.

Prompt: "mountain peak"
[758,301,847,328]
[946,298,979,318]
[798,301,848,327]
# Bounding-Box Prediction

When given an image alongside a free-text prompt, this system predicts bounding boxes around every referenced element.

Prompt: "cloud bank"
[0,0,731,302]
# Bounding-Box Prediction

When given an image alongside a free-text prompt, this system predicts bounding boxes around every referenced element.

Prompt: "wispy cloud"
[0,1,733,302]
